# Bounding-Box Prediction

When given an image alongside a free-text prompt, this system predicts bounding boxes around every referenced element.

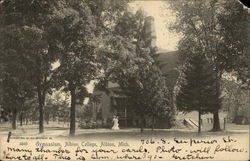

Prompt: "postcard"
[0,0,249,160]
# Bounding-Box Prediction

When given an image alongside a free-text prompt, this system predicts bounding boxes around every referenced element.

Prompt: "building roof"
[158,50,179,73]
[157,50,180,89]
[101,50,179,90]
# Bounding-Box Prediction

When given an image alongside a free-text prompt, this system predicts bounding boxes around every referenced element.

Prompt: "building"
[89,50,179,127]
[85,16,180,128]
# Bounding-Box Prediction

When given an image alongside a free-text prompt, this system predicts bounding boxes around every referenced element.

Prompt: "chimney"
[144,16,157,48]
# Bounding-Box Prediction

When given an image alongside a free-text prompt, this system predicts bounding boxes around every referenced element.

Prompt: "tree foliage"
[51,1,98,136]
[0,0,68,132]
[50,0,132,136]
[44,90,70,123]
[169,0,249,85]
[168,0,249,131]
[176,54,221,132]
[97,9,173,131]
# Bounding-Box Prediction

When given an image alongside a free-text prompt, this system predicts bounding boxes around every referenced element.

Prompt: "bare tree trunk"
[212,72,221,131]
[26,117,28,125]
[198,107,201,133]
[20,112,23,126]
[37,85,45,133]
[45,112,49,125]
[140,114,144,132]
[212,109,221,131]
[12,108,17,129]
[69,83,76,136]
[151,115,155,131]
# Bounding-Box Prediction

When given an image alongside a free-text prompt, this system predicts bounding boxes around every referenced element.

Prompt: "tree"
[52,1,100,136]
[217,0,250,88]
[221,79,249,124]
[103,10,153,131]
[168,0,249,131]
[142,66,172,131]
[52,0,133,136]
[44,90,70,124]
[176,54,221,133]
[0,0,62,133]
[100,9,173,132]
[0,19,35,129]
[20,96,38,125]
[1,77,32,129]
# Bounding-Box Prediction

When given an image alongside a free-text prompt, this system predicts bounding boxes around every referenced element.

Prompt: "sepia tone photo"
[0,0,249,160]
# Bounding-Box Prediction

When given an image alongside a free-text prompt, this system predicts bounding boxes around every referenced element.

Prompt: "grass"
[0,121,248,141]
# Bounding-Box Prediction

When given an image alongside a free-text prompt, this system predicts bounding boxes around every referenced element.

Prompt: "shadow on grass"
[45,127,69,130]
[59,128,249,140]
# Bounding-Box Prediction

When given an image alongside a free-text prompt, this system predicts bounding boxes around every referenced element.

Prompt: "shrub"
[78,119,113,129]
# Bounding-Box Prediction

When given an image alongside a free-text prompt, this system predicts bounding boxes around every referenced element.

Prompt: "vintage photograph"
[0,0,249,160]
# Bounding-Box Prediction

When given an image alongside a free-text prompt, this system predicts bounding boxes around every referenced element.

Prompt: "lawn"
[0,121,248,141]
[0,122,249,161]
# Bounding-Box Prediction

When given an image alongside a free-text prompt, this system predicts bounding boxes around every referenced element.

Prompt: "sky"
[129,0,181,51]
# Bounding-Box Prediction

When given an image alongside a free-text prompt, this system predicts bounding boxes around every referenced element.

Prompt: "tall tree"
[52,1,100,136]
[100,9,173,132]
[0,0,65,133]
[176,54,221,133]
[141,66,172,131]
[106,10,154,131]
[168,0,249,131]
[217,0,250,88]
[53,0,131,136]
[0,15,34,129]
